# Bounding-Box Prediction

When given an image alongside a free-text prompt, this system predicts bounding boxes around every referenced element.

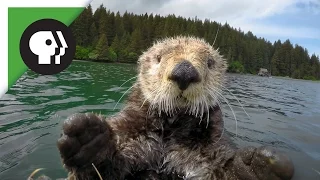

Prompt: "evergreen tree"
[115,11,125,37]
[89,23,98,46]
[93,4,106,32]
[96,6,108,36]
[70,4,320,80]
[106,11,116,43]
[70,6,93,46]
[117,32,131,62]
[94,33,108,60]
[129,28,143,53]
[111,35,121,61]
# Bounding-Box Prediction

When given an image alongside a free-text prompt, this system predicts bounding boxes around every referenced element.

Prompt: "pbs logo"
[29,31,68,65]
[20,19,76,75]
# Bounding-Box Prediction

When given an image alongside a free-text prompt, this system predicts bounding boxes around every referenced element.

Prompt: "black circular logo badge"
[20,19,76,75]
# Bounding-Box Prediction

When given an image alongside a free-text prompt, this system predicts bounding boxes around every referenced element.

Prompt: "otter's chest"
[124,113,216,179]
[131,115,214,178]
[151,113,214,146]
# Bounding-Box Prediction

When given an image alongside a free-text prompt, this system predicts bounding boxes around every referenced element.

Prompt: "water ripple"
[0,63,319,179]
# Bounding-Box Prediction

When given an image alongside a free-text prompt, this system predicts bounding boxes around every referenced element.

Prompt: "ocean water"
[0,61,319,179]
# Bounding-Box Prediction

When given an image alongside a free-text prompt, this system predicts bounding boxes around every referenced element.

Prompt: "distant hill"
[71,4,320,81]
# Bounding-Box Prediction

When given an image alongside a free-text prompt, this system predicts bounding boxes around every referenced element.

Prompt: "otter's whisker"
[220,84,250,119]
[165,87,172,116]
[197,95,207,125]
[209,93,225,145]
[205,101,210,128]
[194,97,203,125]
[28,168,44,180]
[92,163,103,180]
[113,85,134,110]
[152,84,178,117]
[210,88,238,137]
[214,89,237,137]
[194,99,199,118]
[118,76,138,90]
[166,86,173,116]
[140,88,158,110]
[146,104,153,118]
[212,25,220,46]
[312,168,320,176]
[152,88,164,116]
[199,96,204,119]
[140,98,149,110]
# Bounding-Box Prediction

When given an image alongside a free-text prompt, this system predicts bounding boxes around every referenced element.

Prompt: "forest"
[70,4,320,80]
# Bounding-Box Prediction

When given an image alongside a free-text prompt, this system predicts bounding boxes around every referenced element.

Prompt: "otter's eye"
[156,55,161,63]
[207,59,215,69]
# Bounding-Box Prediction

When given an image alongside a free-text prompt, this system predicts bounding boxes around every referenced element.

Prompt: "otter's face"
[137,36,227,118]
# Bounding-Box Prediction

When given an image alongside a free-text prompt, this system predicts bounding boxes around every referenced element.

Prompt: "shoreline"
[73,59,136,64]
[73,59,320,82]
[228,73,320,82]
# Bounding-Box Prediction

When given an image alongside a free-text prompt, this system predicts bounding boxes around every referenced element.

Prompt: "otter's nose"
[169,60,201,90]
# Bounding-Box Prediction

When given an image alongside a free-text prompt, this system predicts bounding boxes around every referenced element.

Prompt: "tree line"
[70,4,320,80]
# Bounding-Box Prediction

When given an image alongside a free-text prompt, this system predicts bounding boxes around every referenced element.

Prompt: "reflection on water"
[0,61,319,179]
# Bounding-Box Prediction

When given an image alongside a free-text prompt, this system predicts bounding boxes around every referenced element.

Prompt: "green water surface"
[1,61,320,180]
[0,61,137,179]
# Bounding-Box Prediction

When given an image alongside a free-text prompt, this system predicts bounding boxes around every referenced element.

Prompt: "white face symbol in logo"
[29,31,68,65]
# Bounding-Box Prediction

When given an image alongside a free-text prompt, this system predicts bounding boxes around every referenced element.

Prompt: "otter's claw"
[229,146,294,180]
[57,113,113,169]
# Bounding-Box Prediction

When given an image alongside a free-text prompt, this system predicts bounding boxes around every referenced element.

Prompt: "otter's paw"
[230,146,294,180]
[57,113,114,170]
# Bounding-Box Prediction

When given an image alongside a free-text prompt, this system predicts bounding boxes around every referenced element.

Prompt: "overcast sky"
[90,0,320,56]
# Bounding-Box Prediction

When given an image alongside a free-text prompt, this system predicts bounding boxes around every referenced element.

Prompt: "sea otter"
[51,36,294,180]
